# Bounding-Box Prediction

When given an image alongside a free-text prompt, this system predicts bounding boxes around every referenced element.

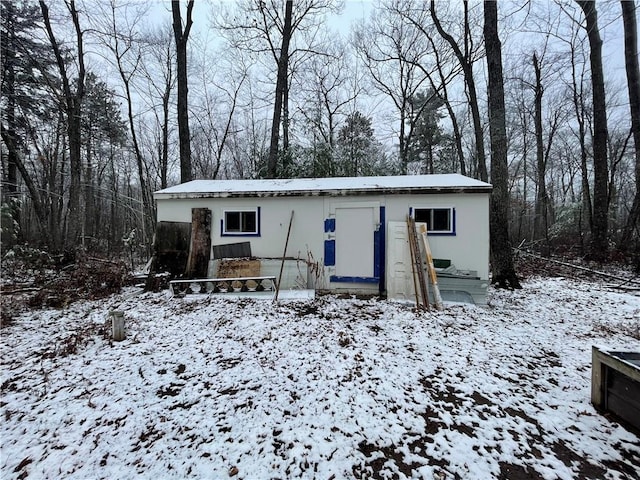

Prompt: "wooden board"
[217,259,261,278]
[407,216,429,310]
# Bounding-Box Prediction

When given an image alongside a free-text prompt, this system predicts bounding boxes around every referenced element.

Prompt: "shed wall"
[155,190,489,291]
[156,195,325,259]
[383,193,489,280]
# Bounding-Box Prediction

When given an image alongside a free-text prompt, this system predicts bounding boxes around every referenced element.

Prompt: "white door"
[335,206,375,278]
[386,221,414,300]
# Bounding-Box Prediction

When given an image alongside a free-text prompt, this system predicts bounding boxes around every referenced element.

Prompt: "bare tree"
[172,0,194,183]
[138,24,176,190]
[619,0,640,257]
[40,0,86,252]
[93,0,154,243]
[191,52,249,180]
[392,0,466,174]
[431,0,488,182]
[225,93,270,180]
[215,0,338,179]
[353,2,431,173]
[425,37,466,176]
[576,0,609,261]
[267,0,293,178]
[530,51,563,247]
[484,0,521,288]
[297,38,359,149]
[537,4,593,250]
[567,24,593,249]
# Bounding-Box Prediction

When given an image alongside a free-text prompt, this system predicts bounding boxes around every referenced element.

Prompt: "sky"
[147,0,373,36]
[94,0,633,159]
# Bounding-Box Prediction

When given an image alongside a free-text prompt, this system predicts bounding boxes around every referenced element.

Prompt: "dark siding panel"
[606,368,640,430]
[213,241,252,259]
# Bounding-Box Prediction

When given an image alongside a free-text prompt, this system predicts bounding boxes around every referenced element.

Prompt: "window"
[414,207,455,234]
[222,209,259,235]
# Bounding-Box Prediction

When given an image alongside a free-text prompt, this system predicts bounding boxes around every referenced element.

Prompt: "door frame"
[324,202,385,291]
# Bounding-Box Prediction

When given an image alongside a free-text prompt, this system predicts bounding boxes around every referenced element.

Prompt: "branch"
[514,248,640,286]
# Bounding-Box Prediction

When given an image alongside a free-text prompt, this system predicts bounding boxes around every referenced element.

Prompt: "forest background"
[1,0,639,278]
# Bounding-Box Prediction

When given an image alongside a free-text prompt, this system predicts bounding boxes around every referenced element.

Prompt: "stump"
[110,310,125,341]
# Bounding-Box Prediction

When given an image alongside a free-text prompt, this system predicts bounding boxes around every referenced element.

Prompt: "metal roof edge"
[153,184,493,200]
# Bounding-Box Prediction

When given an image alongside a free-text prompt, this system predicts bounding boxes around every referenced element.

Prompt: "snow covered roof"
[153,174,492,200]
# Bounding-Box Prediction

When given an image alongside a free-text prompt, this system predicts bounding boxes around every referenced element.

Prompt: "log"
[514,249,640,286]
[0,287,41,295]
[185,208,212,278]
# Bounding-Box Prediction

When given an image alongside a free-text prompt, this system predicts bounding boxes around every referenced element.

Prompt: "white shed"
[153,174,492,304]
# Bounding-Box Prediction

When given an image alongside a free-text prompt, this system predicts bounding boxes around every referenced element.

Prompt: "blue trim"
[324,240,335,266]
[324,218,335,232]
[330,276,380,284]
[452,207,455,234]
[221,207,261,237]
[373,222,381,278]
[379,206,386,294]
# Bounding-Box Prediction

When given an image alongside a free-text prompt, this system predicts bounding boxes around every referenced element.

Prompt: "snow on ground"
[1,277,639,480]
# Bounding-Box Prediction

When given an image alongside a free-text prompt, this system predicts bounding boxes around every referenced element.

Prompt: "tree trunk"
[1,3,20,246]
[172,0,194,184]
[484,1,521,289]
[441,95,466,176]
[620,0,640,253]
[84,133,93,245]
[161,75,171,189]
[532,52,549,246]
[50,112,66,251]
[570,50,593,250]
[577,1,609,261]
[266,0,293,179]
[2,3,18,203]
[399,107,408,174]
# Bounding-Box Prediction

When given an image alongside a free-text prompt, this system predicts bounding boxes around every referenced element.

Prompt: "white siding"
[155,190,490,292]
[156,196,325,259]
[382,193,490,280]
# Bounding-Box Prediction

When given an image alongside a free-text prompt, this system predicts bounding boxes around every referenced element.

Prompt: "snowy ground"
[1,277,639,480]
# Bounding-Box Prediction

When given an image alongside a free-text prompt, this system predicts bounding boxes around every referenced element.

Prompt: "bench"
[169,276,277,296]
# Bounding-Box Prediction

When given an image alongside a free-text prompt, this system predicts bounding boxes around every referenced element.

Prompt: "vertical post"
[591,346,605,409]
[110,310,125,341]
[274,210,294,302]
